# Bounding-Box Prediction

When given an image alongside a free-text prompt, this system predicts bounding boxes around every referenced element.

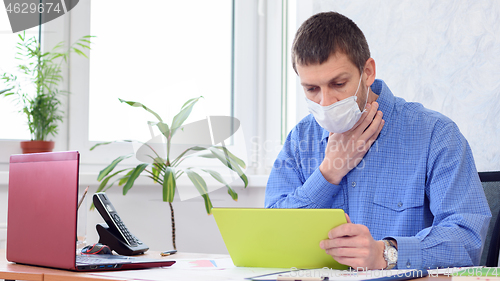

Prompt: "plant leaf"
[97,154,133,181]
[152,166,160,184]
[90,141,113,151]
[90,140,133,151]
[119,98,163,122]
[185,169,213,214]
[171,146,207,166]
[202,169,238,201]
[208,147,248,187]
[118,169,134,186]
[0,88,13,95]
[213,146,246,169]
[76,42,91,49]
[170,96,202,136]
[96,168,129,193]
[198,153,216,159]
[180,96,201,109]
[150,156,166,173]
[72,47,88,58]
[157,122,170,139]
[163,167,176,202]
[123,163,149,195]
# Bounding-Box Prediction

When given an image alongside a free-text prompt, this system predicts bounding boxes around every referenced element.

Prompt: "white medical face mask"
[305,73,368,134]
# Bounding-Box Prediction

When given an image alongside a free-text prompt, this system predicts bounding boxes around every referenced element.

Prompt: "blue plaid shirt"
[265,79,491,269]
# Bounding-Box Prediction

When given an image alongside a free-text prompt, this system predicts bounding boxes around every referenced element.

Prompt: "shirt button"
[397,202,403,208]
[406,260,411,268]
[351,181,356,187]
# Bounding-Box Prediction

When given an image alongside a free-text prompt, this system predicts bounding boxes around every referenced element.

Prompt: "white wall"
[0,181,266,253]
[297,0,500,172]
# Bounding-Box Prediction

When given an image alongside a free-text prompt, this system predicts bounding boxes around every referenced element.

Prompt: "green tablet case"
[212,208,349,269]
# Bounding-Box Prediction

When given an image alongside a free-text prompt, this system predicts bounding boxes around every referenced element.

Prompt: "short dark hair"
[291,12,370,74]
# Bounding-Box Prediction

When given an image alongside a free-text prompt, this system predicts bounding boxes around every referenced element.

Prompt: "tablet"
[212,208,348,269]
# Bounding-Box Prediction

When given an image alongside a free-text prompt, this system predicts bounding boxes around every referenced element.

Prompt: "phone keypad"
[112,213,139,246]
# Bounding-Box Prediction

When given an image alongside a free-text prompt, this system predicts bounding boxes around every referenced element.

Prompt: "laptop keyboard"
[76,255,130,265]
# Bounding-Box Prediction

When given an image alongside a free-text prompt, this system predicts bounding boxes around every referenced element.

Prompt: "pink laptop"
[7,151,175,271]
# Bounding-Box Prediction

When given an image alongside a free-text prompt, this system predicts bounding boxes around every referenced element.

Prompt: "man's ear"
[364,58,376,86]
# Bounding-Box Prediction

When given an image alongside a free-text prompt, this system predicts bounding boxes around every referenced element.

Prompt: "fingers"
[320,235,360,250]
[320,235,374,269]
[351,103,372,130]
[327,223,369,240]
[320,226,386,270]
[328,256,372,271]
[345,213,351,223]
[360,111,384,150]
[321,226,371,250]
[363,117,385,151]
[355,102,382,138]
[324,246,369,260]
[322,240,387,270]
[352,102,379,135]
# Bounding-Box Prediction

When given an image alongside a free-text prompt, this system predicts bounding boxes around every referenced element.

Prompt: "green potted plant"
[0,32,92,153]
[90,97,248,250]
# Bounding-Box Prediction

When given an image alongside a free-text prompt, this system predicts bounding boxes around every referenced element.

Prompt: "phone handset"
[93,192,149,255]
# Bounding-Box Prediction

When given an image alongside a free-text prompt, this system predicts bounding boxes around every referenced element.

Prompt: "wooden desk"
[0,249,227,281]
[1,249,455,281]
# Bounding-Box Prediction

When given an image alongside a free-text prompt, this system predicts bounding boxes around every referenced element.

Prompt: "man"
[265,12,491,270]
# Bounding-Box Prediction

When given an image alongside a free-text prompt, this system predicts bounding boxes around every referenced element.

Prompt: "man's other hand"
[319,213,387,270]
[319,102,384,185]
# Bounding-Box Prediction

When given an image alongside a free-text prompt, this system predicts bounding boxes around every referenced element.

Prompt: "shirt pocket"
[373,185,424,212]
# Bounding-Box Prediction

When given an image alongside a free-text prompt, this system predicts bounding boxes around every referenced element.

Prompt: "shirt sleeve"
[265,127,342,209]
[391,121,491,269]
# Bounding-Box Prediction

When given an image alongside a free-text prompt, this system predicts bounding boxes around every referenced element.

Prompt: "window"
[88,0,233,142]
[0,13,37,140]
[67,0,264,172]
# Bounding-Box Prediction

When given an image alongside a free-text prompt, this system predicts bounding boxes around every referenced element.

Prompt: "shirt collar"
[320,79,395,142]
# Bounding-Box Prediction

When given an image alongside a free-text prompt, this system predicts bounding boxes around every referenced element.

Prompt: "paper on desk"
[89,258,288,281]
[249,266,486,281]
[171,257,236,269]
[427,266,484,276]
[89,267,290,281]
[436,267,500,281]
[249,268,423,281]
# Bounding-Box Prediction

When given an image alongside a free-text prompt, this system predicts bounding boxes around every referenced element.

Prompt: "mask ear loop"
[362,84,370,112]
[354,71,369,112]
[354,71,363,99]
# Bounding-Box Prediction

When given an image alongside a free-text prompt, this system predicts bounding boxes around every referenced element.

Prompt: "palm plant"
[1,32,92,141]
[90,97,248,250]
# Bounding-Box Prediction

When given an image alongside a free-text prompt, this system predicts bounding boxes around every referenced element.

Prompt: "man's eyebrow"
[300,82,316,87]
[300,72,351,87]
[327,73,350,84]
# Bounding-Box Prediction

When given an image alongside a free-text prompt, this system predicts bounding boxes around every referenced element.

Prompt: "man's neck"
[367,88,379,104]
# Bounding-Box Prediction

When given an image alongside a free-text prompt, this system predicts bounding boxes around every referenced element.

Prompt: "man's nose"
[319,88,339,106]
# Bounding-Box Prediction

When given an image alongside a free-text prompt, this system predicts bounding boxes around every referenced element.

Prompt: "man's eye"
[306,87,317,92]
[334,83,345,87]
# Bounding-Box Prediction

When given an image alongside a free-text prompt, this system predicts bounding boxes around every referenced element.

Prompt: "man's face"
[297,52,366,110]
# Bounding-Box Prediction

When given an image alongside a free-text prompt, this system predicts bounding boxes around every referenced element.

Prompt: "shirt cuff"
[300,168,341,207]
[390,236,423,270]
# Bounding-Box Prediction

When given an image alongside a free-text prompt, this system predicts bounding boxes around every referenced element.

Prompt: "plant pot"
[20,141,55,154]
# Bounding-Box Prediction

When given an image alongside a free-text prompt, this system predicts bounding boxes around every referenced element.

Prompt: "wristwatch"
[383,239,398,269]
